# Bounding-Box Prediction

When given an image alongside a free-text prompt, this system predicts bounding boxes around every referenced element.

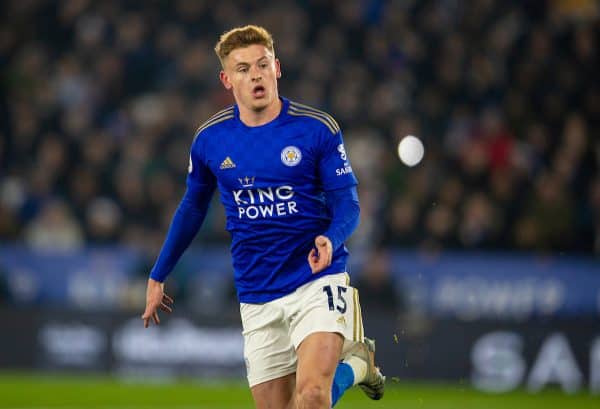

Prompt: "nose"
[251,65,262,82]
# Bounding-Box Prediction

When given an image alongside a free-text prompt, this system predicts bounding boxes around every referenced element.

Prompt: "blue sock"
[331,362,354,407]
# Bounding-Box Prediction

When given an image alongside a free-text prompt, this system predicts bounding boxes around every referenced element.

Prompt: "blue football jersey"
[187,97,358,303]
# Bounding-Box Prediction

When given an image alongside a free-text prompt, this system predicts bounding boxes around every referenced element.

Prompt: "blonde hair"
[214,25,275,67]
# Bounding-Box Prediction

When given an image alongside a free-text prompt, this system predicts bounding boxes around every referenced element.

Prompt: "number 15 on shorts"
[323,285,347,313]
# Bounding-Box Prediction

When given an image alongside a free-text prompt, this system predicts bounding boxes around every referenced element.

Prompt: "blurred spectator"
[589,177,600,253]
[85,197,122,243]
[515,172,575,251]
[355,248,401,314]
[24,198,83,251]
[458,192,500,248]
[0,266,10,305]
[387,196,420,247]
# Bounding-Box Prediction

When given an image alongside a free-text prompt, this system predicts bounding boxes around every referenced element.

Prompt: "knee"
[297,383,330,409]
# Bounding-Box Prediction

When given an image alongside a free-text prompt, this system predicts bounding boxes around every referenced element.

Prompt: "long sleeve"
[149,183,215,282]
[323,185,360,252]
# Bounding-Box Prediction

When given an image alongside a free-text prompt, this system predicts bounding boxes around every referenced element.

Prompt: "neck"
[238,96,282,127]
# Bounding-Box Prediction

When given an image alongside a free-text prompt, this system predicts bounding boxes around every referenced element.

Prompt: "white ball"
[397,135,424,167]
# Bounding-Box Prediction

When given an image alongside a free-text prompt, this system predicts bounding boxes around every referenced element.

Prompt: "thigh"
[296,331,344,388]
[250,373,295,409]
[240,302,297,388]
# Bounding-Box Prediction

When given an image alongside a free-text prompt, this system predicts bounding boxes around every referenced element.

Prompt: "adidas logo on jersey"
[220,156,236,169]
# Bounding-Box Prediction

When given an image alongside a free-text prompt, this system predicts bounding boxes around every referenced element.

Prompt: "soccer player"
[141,25,385,409]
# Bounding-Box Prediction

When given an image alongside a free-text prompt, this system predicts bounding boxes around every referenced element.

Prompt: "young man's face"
[220,44,281,112]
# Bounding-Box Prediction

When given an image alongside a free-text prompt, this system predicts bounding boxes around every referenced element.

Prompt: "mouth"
[252,85,266,98]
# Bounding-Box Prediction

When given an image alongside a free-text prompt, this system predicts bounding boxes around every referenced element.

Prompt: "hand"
[308,235,333,274]
[141,278,174,328]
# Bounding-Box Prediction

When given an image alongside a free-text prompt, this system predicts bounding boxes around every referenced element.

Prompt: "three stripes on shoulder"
[194,101,340,136]
[287,102,340,135]
[195,106,235,135]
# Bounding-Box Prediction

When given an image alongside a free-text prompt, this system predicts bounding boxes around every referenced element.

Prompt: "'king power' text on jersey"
[187,97,358,303]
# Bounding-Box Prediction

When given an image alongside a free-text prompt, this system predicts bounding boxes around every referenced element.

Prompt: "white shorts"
[240,272,364,387]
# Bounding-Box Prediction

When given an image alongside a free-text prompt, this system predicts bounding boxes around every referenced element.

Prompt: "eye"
[237,66,249,73]
[259,63,268,69]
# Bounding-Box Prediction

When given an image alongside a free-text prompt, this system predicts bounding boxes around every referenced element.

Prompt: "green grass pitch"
[0,373,598,409]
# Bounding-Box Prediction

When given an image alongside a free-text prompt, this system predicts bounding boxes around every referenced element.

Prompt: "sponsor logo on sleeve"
[337,144,347,160]
[335,144,353,176]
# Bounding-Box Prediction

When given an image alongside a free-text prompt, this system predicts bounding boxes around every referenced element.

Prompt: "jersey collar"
[234,97,289,132]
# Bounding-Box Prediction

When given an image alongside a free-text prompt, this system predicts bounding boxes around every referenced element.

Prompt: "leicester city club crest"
[281,146,302,167]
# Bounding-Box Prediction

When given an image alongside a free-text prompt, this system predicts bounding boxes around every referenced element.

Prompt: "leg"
[344,337,386,400]
[241,273,382,409]
[295,331,344,409]
[340,288,385,400]
[251,373,296,409]
[241,302,297,408]
[288,273,366,408]
[331,362,355,406]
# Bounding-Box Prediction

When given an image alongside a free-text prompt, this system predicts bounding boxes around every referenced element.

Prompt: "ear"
[219,70,232,90]
[275,58,282,79]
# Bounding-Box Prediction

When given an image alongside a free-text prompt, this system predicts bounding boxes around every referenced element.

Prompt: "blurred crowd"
[1,0,599,261]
